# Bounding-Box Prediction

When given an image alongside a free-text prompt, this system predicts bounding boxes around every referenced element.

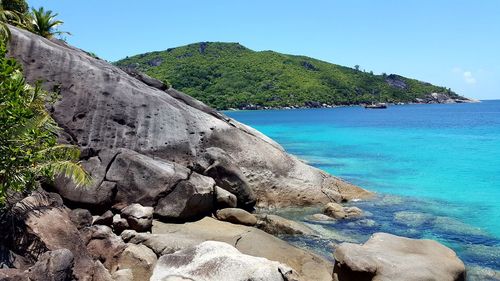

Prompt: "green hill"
[116,42,464,110]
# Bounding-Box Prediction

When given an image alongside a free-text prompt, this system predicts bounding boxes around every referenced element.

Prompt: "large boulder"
[333,232,466,281]
[154,172,216,221]
[69,208,93,229]
[7,25,369,209]
[152,217,333,281]
[150,241,296,281]
[25,249,74,281]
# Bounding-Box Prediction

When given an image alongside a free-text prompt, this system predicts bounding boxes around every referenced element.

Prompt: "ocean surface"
[225,100,500,280]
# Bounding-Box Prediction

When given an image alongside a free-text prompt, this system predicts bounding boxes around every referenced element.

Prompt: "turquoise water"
[226,101,500,279]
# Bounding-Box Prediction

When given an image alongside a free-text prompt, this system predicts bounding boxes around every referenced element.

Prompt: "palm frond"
[35,160,91,187]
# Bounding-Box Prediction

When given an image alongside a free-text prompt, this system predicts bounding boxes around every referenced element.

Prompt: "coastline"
[224,97,480,111]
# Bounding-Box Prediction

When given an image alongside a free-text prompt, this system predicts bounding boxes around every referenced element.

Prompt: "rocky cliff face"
[7,26,369,215]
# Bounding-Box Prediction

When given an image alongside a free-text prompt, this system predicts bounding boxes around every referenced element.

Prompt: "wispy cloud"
[463,71,476,84]
[451,67,476,84]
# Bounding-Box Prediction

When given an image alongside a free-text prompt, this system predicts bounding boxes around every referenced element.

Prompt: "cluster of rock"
[0,26,468,281]
[414,92,477,104]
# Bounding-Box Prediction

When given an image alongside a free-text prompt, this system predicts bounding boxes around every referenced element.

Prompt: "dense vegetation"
[0,1,87,204]
[116,42,461,110]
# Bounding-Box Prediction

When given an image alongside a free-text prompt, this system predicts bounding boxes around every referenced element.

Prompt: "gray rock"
[195,147,256,208]
[153,217,333,281]
[256,214,316,236]
[81,225,127,272]
[150,241,295,281]
[216,208,257,226]
[93,210,114,226]
[112,269,134,281]
[155,172,215,221]
[7,25,369,210]
[215,186,237,209]
[118,244,157,281]
[27,249,74,281]
[333,232,466,281]
[106,149,190,207]
[121,204,153,232]
[121,230,200,256]
[113,214,129,234]
[69,208,92,229]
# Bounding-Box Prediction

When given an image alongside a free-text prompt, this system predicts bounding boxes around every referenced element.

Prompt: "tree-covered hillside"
[116,42,464,110]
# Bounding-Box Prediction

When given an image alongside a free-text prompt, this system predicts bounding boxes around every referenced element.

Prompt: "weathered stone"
[26,249,74,281]
[112,269,134,281]
[117,244,157,281]
[323,203,362,220]
[81,225,127,272]
[154,172,215,221]
[195,147,256,208]
[216,208,257,226]
[106,149,190,207]
[153,217,333,281]
[93,210,114,226]
[121,204,153,232]
[113,214,129,234]
[309,213,335,222]
[69,208,92,229]
[215,186,237,209]
[7,26,370,210]
[256,214,316,236]
[151,241,295,281]
[333,232,466,281]
[19,193,113,281]
[121,230,200,256]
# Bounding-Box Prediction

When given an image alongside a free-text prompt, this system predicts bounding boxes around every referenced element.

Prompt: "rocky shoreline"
[229,95,479,111]
[0,26,468,281]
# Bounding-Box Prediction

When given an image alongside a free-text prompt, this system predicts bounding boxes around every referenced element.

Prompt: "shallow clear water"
[226,101,500,279]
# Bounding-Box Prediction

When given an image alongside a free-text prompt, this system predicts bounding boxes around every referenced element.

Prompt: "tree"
[354,65,360,71]
[1,0,28,15]
[28,7,69,39]
[0,40,89,204]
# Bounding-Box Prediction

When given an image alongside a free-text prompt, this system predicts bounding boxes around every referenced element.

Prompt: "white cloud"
[463,71,476,84]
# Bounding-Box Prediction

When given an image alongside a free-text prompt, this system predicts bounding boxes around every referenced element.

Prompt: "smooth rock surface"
[323,203,363,220]
[215,208,257,226]
[256,214,316,236]
[117,244,158,281]
[153,217,333,281]
[121,204,153,232]
[150,241,295,281]
[333,232,466,281]
[7,26,369,209]
[215,186,237,209]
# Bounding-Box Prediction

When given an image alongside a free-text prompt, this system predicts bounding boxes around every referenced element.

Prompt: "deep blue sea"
[226,100,500,280]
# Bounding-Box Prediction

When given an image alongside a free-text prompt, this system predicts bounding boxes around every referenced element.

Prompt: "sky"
[28,0,500,100]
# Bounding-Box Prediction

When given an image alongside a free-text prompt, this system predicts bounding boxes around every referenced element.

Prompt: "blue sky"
[28,0,500,100]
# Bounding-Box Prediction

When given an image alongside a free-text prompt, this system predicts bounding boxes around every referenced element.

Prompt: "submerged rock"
[333,232,466,281]
[323,203,363,220]
[150,241,295,281]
